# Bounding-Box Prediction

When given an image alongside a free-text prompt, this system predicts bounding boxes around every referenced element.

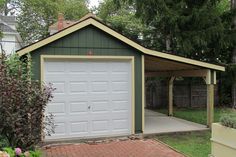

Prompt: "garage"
[17,13,224,141]
[43,57,134,140]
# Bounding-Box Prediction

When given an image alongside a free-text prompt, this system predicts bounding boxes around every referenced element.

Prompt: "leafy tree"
[17,0,58,44]
[17,0,89,44]
[231,0,236,108]
[57,0,89,20]
[97,0,146,42]
[0,0,20,15]
[115,0,236,64]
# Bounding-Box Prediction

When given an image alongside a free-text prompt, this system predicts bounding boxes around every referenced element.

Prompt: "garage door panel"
[111,93,129,101]
[51,95,67,100]
[91,101,109,112]
[70,121,89,134]
[112,119,129,131]
[68,93,89,97]
[49,82,66,94]
[111,81,128,92]
[52,121,67,136]
[68,62,89,73]
[91,81,109,92]
[91,120,109,133]
[111,62,130,71]
[90,62,108,71]
[112,100,129,111]
[46,102,66,116]
[90,114,111,129]
[69,82,88,94]
[45,61,66,73]
[69,101,89,114]
[67,75,89,81]
[111,110,129,116]
[90,73,109,81]
[111,73,129,82]
[90,93,109,101]
[45,76,68,82]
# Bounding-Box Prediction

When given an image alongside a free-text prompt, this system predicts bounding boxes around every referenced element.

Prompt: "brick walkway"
[43,139,185,157]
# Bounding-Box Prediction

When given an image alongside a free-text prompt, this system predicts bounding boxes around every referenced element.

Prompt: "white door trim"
[40,55,135,140]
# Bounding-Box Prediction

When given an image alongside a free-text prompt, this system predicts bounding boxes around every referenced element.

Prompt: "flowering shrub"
[14,148,21,156]
[0,147,41,157]
[0,53,55,150]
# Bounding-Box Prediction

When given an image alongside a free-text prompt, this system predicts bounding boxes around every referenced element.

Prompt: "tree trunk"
[4,3,8,16]
[231,0,236,108]
[165,34,171,52]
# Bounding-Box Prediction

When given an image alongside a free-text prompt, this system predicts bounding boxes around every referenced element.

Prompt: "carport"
[142,53,225,131]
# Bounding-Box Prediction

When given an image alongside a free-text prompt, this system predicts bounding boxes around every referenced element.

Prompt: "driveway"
[43,139,185,157]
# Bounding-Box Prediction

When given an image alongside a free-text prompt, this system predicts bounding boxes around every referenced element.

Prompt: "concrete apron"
[144,109,209,135]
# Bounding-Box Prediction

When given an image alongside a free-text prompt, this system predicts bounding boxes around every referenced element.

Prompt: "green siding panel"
[30,25,143,133]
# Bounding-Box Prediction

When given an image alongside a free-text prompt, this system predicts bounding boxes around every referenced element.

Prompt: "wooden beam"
[146,69,209,77]
[168,77,175,116]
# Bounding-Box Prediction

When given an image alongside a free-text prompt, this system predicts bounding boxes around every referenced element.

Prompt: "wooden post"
[207,84,214,128]
[141,55,145,132]
[168,77,175,116]
[205,70,216,128]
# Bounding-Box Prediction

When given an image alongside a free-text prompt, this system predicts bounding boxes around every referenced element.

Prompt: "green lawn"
[155,107,235,157]
[156,131,211,157]
[157,107,235,125]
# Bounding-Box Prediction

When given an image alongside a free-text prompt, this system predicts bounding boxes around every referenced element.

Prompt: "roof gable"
[48,25,128,50]
[17,15,225,71]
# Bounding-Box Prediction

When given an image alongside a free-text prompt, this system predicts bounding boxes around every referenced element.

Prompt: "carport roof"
[17,13,225,71]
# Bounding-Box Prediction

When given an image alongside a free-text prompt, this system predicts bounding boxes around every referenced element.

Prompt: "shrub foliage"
[0,53,55,150]
[220,114,236,129]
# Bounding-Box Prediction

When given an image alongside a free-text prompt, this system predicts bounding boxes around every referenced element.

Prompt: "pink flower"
[15,148,22,156]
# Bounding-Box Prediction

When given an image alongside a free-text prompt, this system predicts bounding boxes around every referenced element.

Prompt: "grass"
[157,107,235,125]
[155,107,236,157]
[156,131,211,157]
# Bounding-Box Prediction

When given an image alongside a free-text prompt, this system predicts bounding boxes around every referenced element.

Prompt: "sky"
[89,0,103,8]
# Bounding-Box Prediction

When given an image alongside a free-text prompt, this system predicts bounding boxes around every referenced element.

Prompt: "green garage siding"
[30,25,143,133]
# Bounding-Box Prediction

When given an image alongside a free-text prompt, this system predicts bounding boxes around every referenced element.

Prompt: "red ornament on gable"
[87,50,93,55]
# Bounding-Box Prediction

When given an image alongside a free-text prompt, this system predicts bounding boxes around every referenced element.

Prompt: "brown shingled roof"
[49,20,77,31]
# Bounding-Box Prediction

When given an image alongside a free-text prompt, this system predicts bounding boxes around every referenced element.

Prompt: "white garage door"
[44,59,132,140]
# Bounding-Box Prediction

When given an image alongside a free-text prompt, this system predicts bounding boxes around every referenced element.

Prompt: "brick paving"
[43,139,185,157]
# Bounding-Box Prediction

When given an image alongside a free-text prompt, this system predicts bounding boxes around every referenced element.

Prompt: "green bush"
[0,135,9,148]
[0,53,55,150]
[220,114,236,129]
[28,150,42,157]
[2,147,15,157]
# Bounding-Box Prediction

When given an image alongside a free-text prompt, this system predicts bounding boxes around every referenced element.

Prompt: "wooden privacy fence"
[146,79,219,109]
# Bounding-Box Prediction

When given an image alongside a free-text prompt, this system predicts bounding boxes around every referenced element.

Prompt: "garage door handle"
[88,106,91,109]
